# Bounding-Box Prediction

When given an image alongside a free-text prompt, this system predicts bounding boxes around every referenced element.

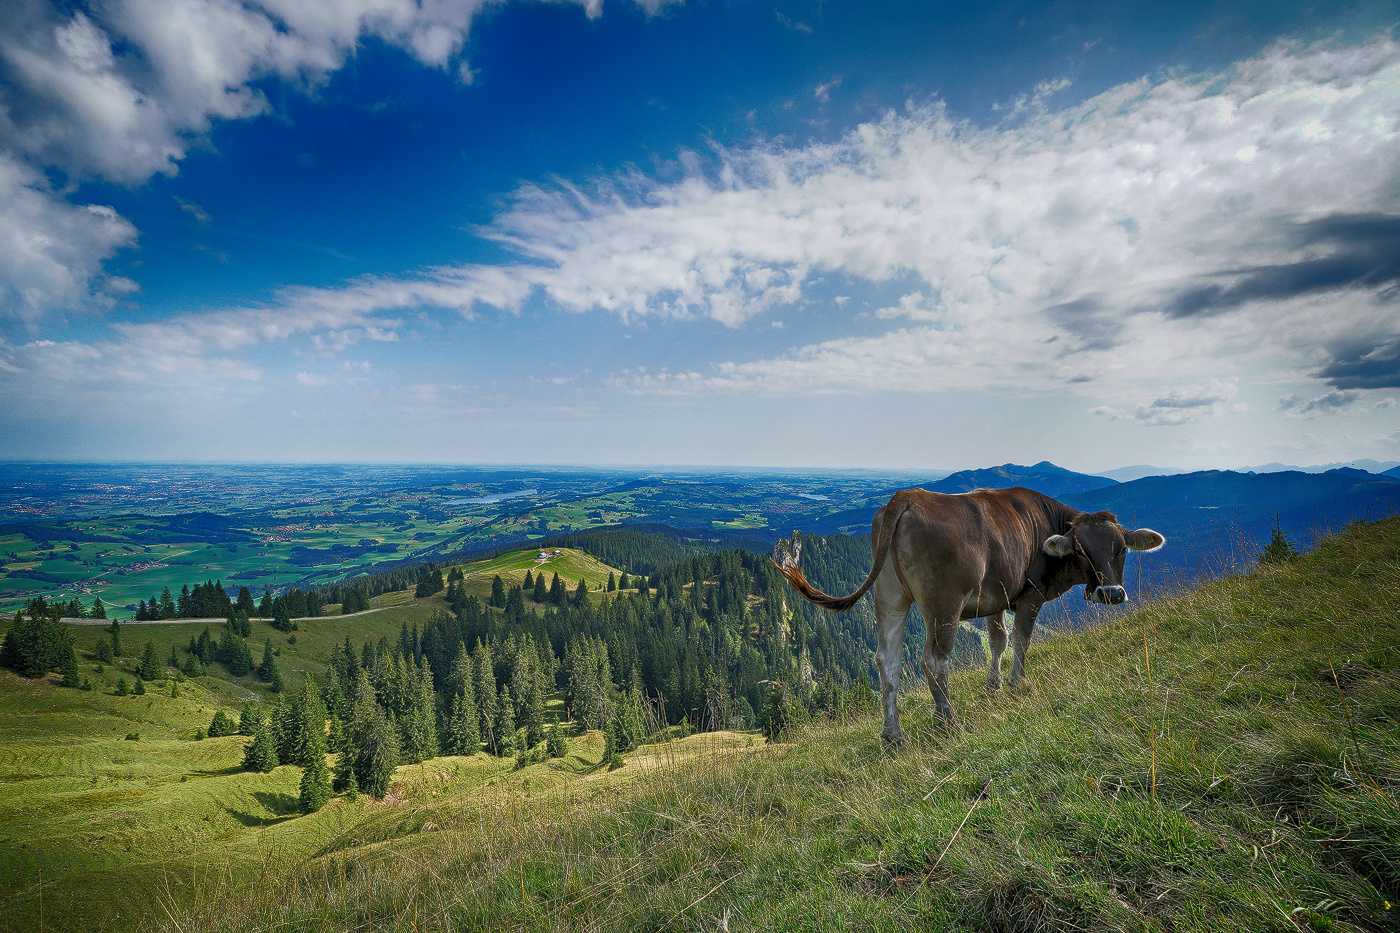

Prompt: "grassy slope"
[167,517,1400,933]
[0,546,630,932]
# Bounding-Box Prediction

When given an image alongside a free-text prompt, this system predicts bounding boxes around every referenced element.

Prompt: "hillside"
[161,515,1399,933]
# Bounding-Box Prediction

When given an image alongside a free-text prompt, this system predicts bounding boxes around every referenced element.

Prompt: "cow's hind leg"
[872,569,912,744]
[985,611,1008,691]
[916,598,963,724]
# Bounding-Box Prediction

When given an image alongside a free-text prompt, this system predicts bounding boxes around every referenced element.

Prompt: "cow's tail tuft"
[771,497,910,614]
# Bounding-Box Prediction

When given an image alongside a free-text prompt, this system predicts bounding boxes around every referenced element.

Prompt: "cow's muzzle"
[1090,585,1127,605]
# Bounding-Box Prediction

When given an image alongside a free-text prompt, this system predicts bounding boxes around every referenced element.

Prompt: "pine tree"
[489,575,506,608]
[474,643,499,754]
[89,597,107,620]
[243,719,279,772]
[236,586,257,618]
[258,639,278,683]
[115,677,131,696]
[618,572,630,591]
[108,619,122,657]
[607,572,616,592]
[572,578,588,607]
[137,640,161,681]
[546,721,567,758]
[342,672,400,799]
[209,710,237,737]
[533,573,547,603]
[134,677,146,695]
[446,687,480,755]
[157,587,177,620]
[299,752,333,813]
[239,702,261,736]
[549,573,565,605]
[496,685,517,755]
[59,647,81,688]
[272,602,292,632]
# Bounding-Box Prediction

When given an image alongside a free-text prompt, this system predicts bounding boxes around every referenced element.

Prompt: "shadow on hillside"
[253,790,301,815]
[224,791,300,827]
[191,765,244,778]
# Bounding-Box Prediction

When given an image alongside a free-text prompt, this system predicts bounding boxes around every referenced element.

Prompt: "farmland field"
[0,462,938,615]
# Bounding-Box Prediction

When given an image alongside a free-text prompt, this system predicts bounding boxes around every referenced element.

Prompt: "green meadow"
[3,521,1398,932]
[0,546,634,932]
[153,516,1398,933]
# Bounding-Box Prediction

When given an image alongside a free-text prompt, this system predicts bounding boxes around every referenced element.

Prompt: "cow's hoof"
[881,731,905,746]
[984,679,1002,693]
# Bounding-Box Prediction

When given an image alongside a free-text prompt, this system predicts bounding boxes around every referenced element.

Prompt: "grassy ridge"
[166,517,1400,933]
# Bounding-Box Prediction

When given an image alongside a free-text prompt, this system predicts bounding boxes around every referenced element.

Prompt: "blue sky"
[2,0,1398,472]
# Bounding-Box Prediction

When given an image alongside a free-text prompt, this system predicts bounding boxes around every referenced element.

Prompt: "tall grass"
[157,516,1400,933]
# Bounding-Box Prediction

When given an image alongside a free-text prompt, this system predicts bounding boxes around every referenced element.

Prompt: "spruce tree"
[297,700,332,812]
[137,640,161,680]
[607,572,616,592]
[343,671,400,800]
[258,639,277,682]
[299,753,333,813]
[239,702,261,736]
[533,573,547,603]
[546,721,567,758]
[496,685,517,754]
[133,677,146,695]
[236,586,257,618]
[447,687,480,755]
[243,719,279,772]
[108,619,122,657]
[89,597,107,620]
[489,575,506,608]
[209,710,237,737]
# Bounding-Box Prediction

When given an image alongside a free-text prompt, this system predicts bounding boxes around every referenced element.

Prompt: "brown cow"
[772,486,1164,742]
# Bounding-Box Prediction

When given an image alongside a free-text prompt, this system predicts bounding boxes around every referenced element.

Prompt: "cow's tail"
[771,498,910,613]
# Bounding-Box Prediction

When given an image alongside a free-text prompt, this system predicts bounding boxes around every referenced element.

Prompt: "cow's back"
[884,487,1058,611]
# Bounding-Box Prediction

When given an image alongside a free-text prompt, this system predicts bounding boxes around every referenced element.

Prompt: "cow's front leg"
[985,612,1008,691]
[1007,600,1043,688]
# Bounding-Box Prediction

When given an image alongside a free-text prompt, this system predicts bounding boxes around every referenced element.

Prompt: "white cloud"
[416,35,1399,416]
[0,0,661,322]
[0,152,138,324]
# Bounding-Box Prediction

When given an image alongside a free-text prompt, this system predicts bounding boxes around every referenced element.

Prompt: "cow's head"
[1042,511,1165,605]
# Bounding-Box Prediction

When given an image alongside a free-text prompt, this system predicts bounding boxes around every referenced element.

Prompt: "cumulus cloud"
[0,0,657,322]
[0,152,138,324]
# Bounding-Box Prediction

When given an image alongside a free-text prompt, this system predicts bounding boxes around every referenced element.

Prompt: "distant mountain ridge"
[928,461,1119,498]
[1237,458,1400,475]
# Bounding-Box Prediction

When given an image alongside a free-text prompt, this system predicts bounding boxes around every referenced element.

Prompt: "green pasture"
[156,516,1400,933]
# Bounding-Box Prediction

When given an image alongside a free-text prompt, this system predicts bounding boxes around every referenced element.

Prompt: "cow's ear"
[1042,534,1073,557]
[1124,528,1165,552]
